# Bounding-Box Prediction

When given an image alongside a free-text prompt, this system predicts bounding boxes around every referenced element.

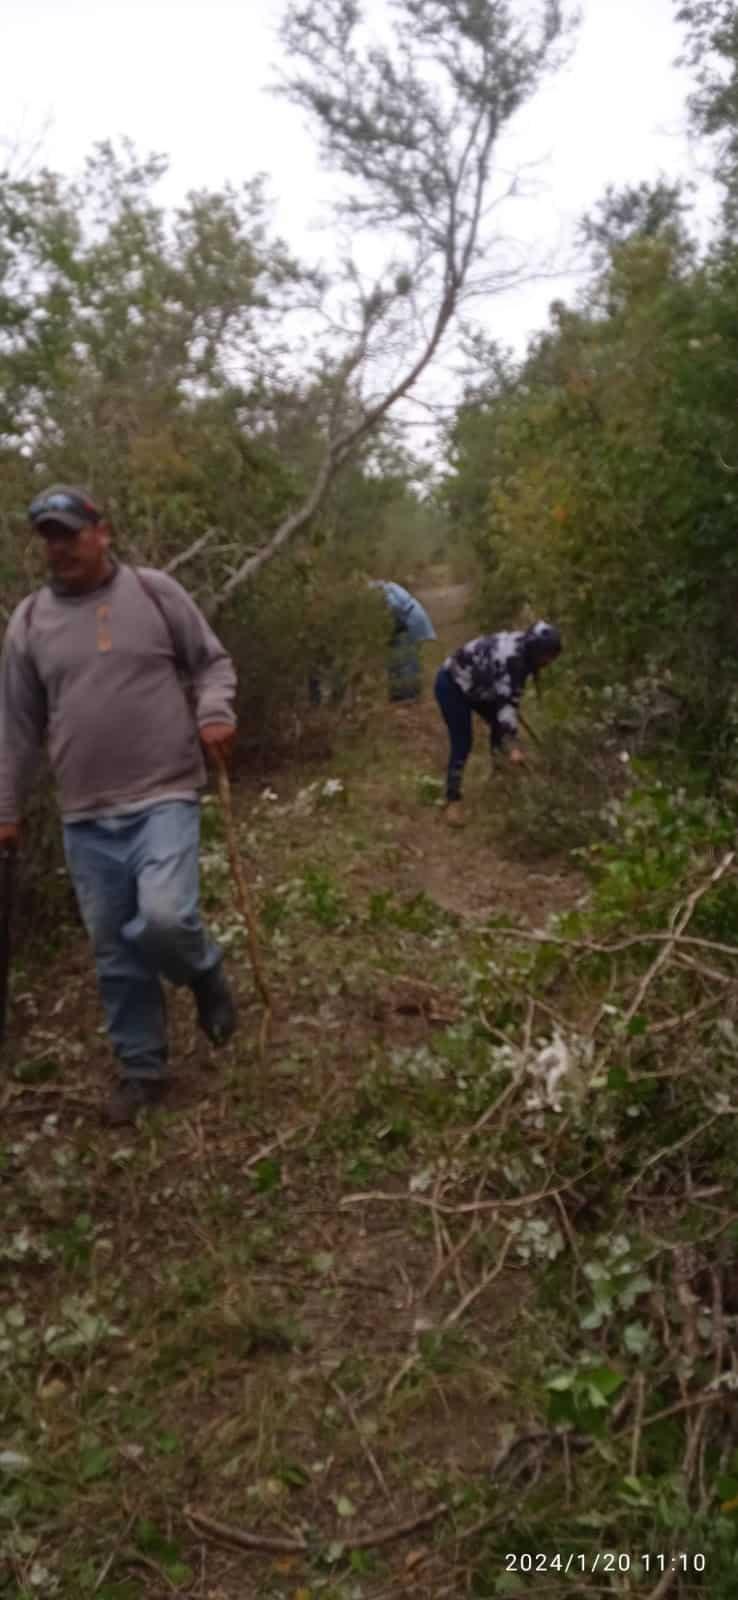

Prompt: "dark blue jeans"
[434,667,499,801]
[63,801,221,1082]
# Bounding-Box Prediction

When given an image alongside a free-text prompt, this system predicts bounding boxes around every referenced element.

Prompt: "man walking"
[0,486,239,1124]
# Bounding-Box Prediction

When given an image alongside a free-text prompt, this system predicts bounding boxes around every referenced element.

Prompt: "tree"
[578,178,694,269]
[1,2,574,618]
[0,143,305,456]
[0,144,325,603]
[441,197,738,761]
[203,0,575,611]
[676,0,738,220]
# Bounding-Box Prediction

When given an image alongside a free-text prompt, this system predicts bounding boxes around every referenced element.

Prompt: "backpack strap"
[23,591,39,639]
[129,566,195,706]
[129,566,182,667]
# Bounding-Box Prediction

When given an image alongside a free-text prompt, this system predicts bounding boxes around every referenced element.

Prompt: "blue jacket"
[372,582,436,643]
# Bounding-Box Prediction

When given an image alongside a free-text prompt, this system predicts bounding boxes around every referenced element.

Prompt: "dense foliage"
[438,4,738,772]
[0,138,447,935]
[441,197,738,767]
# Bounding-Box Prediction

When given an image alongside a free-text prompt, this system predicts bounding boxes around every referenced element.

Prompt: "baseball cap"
[28,485,102,533]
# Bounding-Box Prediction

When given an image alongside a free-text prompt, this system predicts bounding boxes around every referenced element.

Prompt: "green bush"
[491,702,623,860]
[220,555,389,763]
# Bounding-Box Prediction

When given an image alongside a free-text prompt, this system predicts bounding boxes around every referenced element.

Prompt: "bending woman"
[434,621,562,826]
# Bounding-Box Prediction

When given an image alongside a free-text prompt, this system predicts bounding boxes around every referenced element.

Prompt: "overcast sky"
[2,0,716,387]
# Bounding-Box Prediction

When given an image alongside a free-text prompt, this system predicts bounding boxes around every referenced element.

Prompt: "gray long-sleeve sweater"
[0,562,237,823]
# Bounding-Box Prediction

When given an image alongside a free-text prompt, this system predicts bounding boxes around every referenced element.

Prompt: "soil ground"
[0,569,588,1600]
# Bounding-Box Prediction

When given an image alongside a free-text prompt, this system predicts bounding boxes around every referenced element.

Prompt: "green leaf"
[13,1055,61,1083]
[277,1460,310,1488]
[586,1366,624,1399]
[134,1520,185,1566]
[623,1321,650,1354]
[579,1308,605,1330]
[583,1261,609,1282]
[584,1384,610,1409]
[619,1273,652,1308]
[79,1446,113,1482]
[620,1474,652,1504]
[251,1158,282,1192]
[166,1563,193,1587]
[336,1494,356,1518]
[155,1432,181,1456]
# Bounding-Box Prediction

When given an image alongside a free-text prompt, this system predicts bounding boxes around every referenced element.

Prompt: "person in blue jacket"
[435,621,562,825]
[370,581,436,702]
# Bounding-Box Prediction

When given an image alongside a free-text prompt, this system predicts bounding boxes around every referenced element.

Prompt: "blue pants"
[388,631,422,702]
[434,667,500,801]
[63,801,221,1082]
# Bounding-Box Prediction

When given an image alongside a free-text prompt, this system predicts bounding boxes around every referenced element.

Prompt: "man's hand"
[508,745,526,767]
[0,824,20,848]
[200,723,237,763]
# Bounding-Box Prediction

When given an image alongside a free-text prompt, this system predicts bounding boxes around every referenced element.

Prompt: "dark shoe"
[191,963,237,1046]
[104,1078,169,1127]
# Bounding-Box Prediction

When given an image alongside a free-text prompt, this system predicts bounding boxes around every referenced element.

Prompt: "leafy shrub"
[219,554,389,765]
[492,708,623,860]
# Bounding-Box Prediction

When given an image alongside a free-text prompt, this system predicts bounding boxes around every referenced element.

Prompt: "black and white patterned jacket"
[443,630,535,745]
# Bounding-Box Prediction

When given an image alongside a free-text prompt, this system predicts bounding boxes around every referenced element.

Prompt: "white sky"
[1,0,718,415]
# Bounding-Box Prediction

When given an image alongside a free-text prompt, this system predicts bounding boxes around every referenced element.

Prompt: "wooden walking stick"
[213,750,272,1058]
[0,843,17,1048]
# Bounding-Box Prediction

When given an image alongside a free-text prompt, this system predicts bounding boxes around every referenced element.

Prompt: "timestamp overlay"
[503,1551,707,1579]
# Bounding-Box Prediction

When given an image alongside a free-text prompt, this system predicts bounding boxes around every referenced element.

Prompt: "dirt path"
[362,574,585,927]
[413,578,470,630]
[0,569,592,1600]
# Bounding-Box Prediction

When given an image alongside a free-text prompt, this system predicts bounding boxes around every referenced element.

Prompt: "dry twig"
[621,1114,722,1202]
[214,750,272,1057]
[711,1266,726,1385]
[443,1228,515,1325]
[387,1228,515,1398]
[330,1380,391,1502]
[617,1388,726,1434]
[242,1115,319,1171]
[630,1372,646,1480]
[184,1500,450,1554]
[624,851,734,1017]
[184,1509,305,1554]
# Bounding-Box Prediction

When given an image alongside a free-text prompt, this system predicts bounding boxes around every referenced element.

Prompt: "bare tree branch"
[204,0,574,612]
[163,529,217,575]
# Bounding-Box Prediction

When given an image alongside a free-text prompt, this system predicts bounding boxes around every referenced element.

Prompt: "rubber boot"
[191,961,237,1046]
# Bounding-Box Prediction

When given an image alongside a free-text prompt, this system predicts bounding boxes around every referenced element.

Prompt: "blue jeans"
[388,631,422,701]
[434,667,500,800]
[63,801,221,1082]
